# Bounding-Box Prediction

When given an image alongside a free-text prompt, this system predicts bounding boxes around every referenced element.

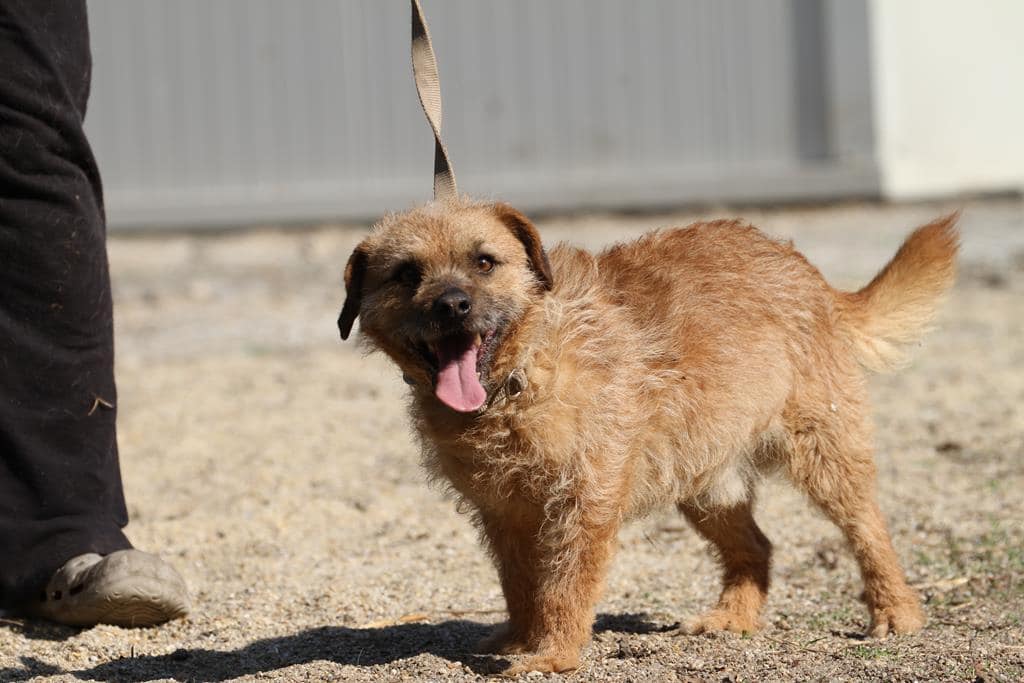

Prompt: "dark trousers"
[0,0,131,607]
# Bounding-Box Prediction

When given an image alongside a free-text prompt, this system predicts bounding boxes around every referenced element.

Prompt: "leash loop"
[411,0,458,200]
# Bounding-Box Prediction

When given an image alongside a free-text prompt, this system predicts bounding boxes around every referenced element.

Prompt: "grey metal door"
[84,0,876,229]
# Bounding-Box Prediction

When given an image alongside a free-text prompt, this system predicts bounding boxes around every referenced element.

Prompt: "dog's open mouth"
[417,329,501,413]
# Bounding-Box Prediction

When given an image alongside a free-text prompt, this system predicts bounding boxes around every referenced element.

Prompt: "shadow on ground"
[0,618,82,642]
[0,613,670,681]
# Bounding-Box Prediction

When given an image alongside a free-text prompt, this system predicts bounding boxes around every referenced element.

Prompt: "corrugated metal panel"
[83,0,876,229]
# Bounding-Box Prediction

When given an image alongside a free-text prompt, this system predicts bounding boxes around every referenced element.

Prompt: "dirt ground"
[1,199,1022,682]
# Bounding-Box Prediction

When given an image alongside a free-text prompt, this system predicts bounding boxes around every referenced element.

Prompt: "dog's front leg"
[498,507,620,675]
[476,512,542,656]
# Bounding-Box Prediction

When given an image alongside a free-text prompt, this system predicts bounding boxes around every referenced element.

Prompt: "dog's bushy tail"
[836,213,960,373]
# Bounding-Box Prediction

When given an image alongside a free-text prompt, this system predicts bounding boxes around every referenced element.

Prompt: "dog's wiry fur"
[339,198,958,674]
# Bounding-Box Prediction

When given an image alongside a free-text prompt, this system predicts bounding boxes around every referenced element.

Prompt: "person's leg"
[0,0,187,624]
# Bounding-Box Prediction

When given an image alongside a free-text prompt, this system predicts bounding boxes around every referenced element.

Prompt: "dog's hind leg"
[678,500,772,634]
[788,422,924,637]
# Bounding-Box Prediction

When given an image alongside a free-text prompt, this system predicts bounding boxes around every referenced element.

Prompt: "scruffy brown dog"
[338,199,958,674]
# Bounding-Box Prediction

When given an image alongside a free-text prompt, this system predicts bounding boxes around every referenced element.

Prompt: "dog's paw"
[681,609,761,636]
[476,624,532,655]
[867,600,925,637]
[502,652,580,676]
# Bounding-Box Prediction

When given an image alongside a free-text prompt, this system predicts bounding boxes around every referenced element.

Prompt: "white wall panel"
[869,0,1024,199]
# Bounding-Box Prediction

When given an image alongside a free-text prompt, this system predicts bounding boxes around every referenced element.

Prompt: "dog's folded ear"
[493,203,553,291]
[338,245,369,340]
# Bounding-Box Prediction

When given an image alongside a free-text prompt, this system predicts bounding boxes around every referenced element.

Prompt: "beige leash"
[410,0,458,200]
[403,3,531,409]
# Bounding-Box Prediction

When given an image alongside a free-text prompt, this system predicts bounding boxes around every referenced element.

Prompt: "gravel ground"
[1,199,1022,682]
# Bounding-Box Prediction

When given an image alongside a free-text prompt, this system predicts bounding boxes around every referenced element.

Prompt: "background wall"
[83,1,1022,230]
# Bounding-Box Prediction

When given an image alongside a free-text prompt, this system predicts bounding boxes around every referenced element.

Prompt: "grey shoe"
[31,550,190,627]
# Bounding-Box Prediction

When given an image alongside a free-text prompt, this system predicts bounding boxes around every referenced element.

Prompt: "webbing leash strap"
[411,0,458,200]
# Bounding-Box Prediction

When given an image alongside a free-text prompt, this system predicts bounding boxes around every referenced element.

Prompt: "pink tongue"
[434,336,486,412]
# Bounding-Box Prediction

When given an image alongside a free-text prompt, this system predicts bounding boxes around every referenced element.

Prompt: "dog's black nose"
[433,287,472,320]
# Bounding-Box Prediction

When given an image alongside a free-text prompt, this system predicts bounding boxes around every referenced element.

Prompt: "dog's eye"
[392,262,422,288]
[476,254,496,274]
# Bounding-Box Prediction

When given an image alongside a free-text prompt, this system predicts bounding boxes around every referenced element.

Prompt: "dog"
[337,198,958,674]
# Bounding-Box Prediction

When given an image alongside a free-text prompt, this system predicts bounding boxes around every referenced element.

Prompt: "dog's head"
[338,200,552,413]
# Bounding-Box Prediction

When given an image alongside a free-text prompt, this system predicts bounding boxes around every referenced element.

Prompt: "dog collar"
[481,367,528,412]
